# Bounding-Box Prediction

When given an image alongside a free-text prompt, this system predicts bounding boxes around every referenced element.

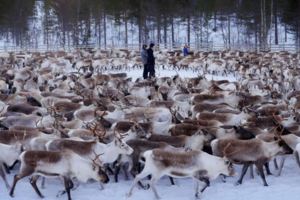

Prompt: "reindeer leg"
[58,178,75,196]
[29,175,44,198]
[249,165,254,179]
[169,177,175,185]
[41,177,46,189]
[127,169,151,197]
[195,177,210,199]
[8,160,19,171]
[138,180,150,190]
[256,163,268,186]
[113,163,121,182]
[273,158,279,170]
[236,163,250,185]
[130,156,149,189]
[221,174,227,183]
[0,164,10,189]
[105,165,114,175]
[122,163,130,181]
[200,177,210,193]
[3,163,10,174]
[10,167,34,197]
[63,177,73,200]
[264,162,272,175]
[149,177,161,200]
[129,168,149,190]
[277,156,286,176]
[194,179,200,198]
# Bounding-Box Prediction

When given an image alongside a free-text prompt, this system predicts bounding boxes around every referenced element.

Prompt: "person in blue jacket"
[183,44,189,56]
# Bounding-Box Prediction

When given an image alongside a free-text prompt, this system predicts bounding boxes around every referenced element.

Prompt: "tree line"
[0,0,299,50]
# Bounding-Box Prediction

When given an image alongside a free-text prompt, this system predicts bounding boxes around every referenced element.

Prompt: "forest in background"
[0,0,299,50]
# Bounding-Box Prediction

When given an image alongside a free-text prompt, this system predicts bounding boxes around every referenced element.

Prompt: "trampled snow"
[0,68,299,200]
[1,157,299,200]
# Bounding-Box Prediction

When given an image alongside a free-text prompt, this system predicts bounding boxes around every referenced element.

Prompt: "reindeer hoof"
[195,192,202,199]
[275,172,281,177]
[126,192,132,198]
[235,181,242,186]
[264,183,269,187]
[221,176,227,183]
[56,190,66,197]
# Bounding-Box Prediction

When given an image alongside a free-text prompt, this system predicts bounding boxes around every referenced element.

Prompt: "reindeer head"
[114,136,133,155]
[273,136,293,155]
[129,119,149,138]
[273,123,293,155]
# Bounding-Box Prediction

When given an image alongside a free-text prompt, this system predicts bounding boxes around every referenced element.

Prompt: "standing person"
[183,44,189,56]
[141,44,148,79]
[147,43,155,78]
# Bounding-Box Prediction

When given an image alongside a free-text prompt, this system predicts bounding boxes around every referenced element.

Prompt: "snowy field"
[1,156,299,200]
[0,68,299,200]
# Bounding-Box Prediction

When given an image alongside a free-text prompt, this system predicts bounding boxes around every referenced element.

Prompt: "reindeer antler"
[129,118,147,136]
[92,150,104,168]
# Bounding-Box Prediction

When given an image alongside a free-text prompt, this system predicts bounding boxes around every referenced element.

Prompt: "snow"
[1,157,300,200]
[108,67,239,82]
[1,68,299,200]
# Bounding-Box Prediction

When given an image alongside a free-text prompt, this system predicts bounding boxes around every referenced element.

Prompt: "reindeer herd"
[0,49,300,199]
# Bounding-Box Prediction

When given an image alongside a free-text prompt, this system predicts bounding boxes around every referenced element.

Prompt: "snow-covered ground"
[1,157,299,200]
[105,67,239,82]
[0,68,299,200]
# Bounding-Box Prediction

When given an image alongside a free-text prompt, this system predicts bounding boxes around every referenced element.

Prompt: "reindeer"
[6,103,46,115]
[211,136,292,186]
[147,130,207,151]
[111,120,148,141]
[0,129,59,150]
[9,150,109,200]
[46,137,133,165]
[127,148,235,199]
[196,111,251,126]
[169,123,201,136]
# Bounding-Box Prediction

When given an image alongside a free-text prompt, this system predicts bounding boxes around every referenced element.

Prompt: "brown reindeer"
[211,136,292,186]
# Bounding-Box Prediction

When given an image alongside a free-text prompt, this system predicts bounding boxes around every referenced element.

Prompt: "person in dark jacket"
[141,44,148,79]
[183,44,189,56]
[147,43,155,78]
